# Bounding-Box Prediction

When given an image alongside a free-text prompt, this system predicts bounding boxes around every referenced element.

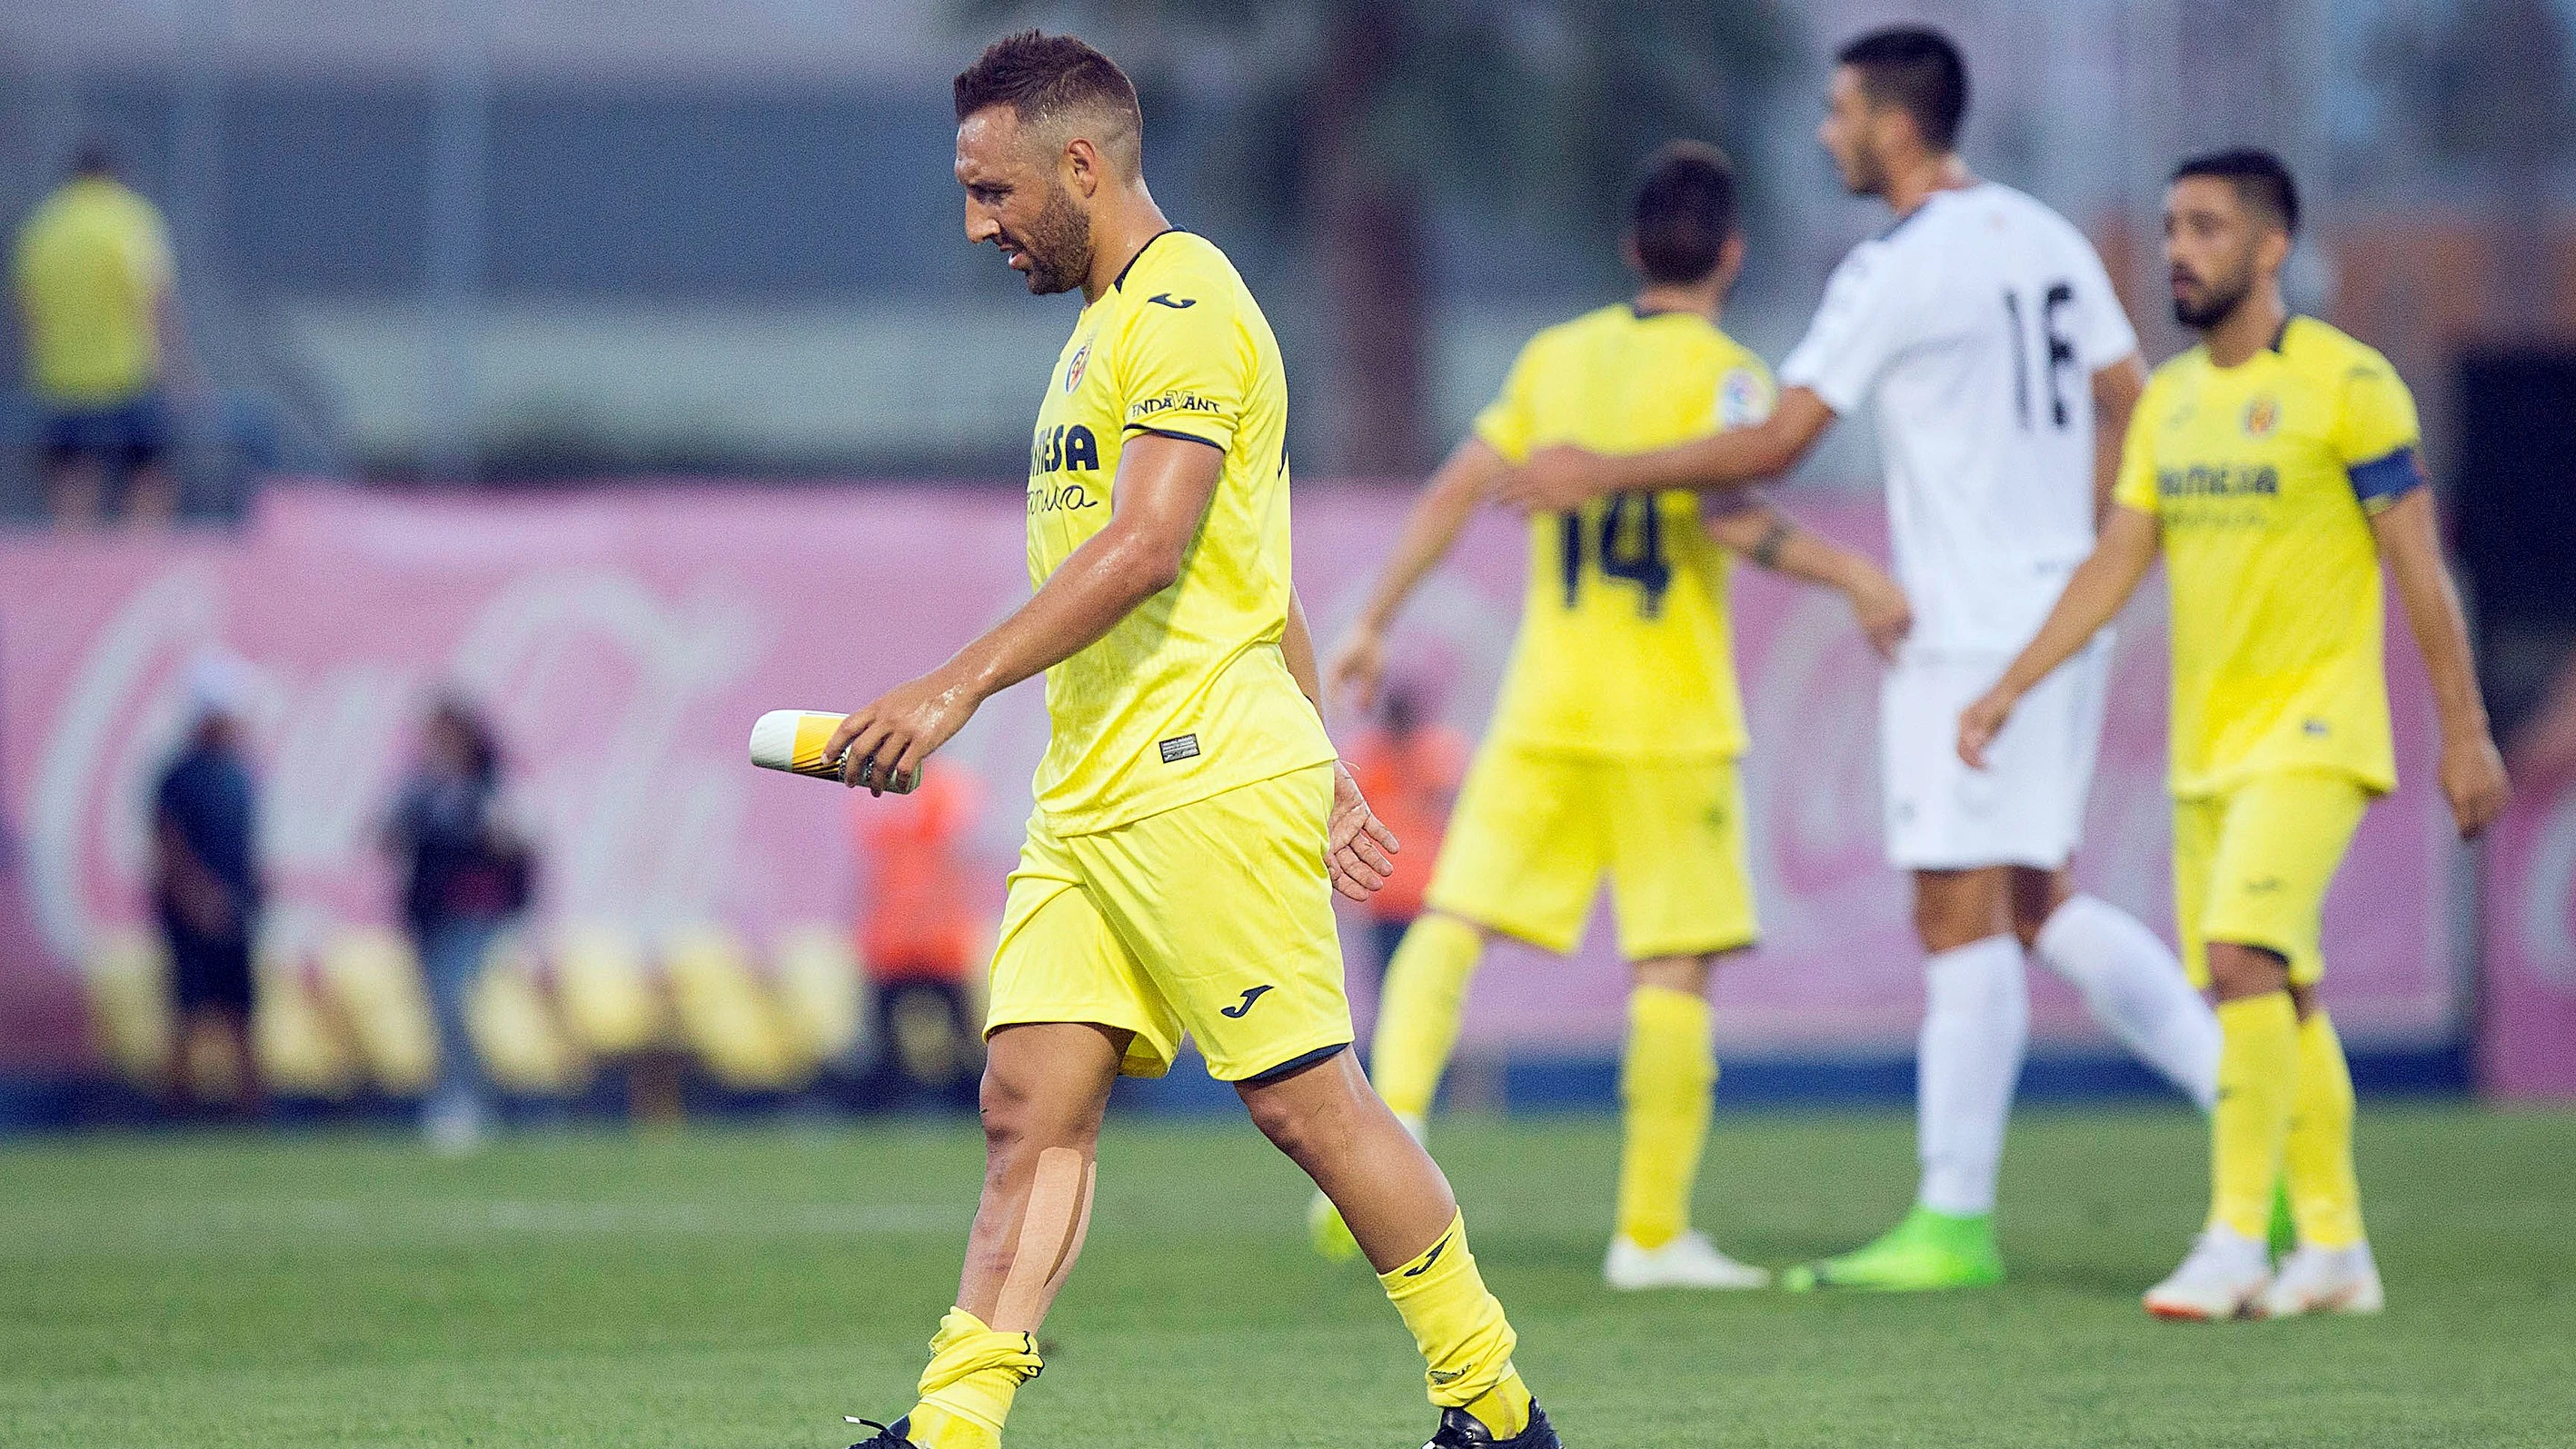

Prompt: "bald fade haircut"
[954,30,1144,175]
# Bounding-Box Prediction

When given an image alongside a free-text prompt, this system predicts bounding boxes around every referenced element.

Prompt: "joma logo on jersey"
[1029,422,1100,476]
[2158,463,2280,499]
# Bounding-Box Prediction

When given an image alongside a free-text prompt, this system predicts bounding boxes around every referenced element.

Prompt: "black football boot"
[843,1415,924,1449]
[1424,1397,1562,1448]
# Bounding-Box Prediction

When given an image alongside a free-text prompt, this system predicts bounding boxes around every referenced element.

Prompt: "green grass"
[2,1103,2571,1447]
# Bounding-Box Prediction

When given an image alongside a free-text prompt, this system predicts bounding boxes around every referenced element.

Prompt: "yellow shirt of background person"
[12,175,174,405]
[1470,304,1774,758]
[1024,230,1334,835]
[2112,315,2422,799]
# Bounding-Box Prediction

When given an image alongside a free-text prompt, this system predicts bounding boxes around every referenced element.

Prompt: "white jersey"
[1781,182,2137,655]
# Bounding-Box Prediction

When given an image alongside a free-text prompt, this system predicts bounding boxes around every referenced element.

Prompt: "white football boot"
[1605,1231,1772,1290]
[2257,1241,2385,1317]
[2143,1226,2273,1320]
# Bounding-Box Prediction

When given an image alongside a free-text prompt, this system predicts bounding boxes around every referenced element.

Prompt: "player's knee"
[1239,1065,1355,1166]
[2006,868,2072,949]
[1914,894,2000,953]
[2204,941,2290,1001]
[978,1062,1080,1156]
[1631,955,1712,996]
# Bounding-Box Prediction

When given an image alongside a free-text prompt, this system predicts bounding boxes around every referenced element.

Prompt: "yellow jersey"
[2113,315,2423,799]
[1024,230,1333,835]
[1471,304,1775,758]
[12,176,174,405]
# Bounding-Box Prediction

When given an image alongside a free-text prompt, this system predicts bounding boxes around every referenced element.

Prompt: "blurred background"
[1,0,2571,1137]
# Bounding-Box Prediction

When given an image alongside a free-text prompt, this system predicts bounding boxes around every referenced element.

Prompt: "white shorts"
[1880,636,2111,872]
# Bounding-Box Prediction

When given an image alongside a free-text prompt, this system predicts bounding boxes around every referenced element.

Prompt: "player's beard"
[1838,143,1887,199]
[1011,179,1094,296]
[2173,257,2253,330]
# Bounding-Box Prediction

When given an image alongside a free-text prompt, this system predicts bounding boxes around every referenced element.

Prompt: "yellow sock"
[2210,992,2301,1240]
[1370,915,1482,1122]
[905,1307,1042,1449]
[2283,1009,2365,1248]
[1616,986,1715,1252]
[1378,1212,1531,1436]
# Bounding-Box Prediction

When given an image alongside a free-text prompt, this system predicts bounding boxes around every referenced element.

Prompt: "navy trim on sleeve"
[2348,444,2425,510]
[1124,424,1224,451]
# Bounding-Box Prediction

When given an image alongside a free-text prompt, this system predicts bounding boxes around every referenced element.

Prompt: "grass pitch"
[2,1103,2570,1448]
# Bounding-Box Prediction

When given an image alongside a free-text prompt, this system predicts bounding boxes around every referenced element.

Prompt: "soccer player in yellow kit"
[1960,149,2509,1320]
[1315,142,1911,1289]
[824,33,1560,1449]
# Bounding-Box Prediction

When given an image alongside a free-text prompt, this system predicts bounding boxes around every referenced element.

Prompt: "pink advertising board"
[0,483,2463,1070]
[2482,773,2576,1099]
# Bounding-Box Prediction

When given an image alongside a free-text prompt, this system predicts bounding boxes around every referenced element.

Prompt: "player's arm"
[1498,389,1835,514]
[826,432,1221,794]
[2372,487,2509,838]
[2090,357,2147,524]
[1285,586,1402,899]
[1706,501,1911,661]
[1326,436,1508,710]
[1957,503,2160,768]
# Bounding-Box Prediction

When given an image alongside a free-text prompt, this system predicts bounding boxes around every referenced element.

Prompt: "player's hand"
[1498,445,1614,514]
[1844,565,1914,662]
[1957,685,2020,771]
[1326,759,1400,903]
[1325,626,1387,715]
[827,666,982,797]
[2439,729,2510,839]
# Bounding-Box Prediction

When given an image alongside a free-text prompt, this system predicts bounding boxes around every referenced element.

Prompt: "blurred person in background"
[850,759,987,1106]
[12,140,193,529]
[1345,681,1468,978]
[1318,140,1912,1289]
[384,699,534,1154]
[154,652,264,1116]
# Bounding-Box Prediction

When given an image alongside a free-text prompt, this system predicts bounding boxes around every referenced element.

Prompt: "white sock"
[1917,934,2028,1217]
[2034,894,2221,1111]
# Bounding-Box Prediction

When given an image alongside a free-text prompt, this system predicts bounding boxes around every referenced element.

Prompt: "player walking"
[825,33,1559,1449]
[1311,142,1911,1290]
[1503,26,2224,1291]
[1960,149,2507,1319]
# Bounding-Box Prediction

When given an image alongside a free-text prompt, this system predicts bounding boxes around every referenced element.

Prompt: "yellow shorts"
[1424,744,1758,960]
[983,764,1354,1082]
[2173,769,2372,990]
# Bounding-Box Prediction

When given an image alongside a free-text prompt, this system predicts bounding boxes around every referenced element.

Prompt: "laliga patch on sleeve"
[1159,734,1202,764]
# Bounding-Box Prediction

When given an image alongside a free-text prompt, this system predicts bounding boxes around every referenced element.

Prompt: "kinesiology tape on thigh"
[992,1146,1097,1333]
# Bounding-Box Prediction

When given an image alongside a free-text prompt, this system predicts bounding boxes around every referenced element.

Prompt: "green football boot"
[1308,1189,1363,1263]
[1779,1204,2004,1292]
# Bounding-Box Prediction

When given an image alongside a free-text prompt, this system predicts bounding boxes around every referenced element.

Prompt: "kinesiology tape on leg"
[992,1146,1096,1334]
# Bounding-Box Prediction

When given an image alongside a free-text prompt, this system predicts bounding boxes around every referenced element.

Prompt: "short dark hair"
[1628,141,1738,285]
[954,29,1142,143]
[2173,147,2301,238]
[1836,26,1970,151]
